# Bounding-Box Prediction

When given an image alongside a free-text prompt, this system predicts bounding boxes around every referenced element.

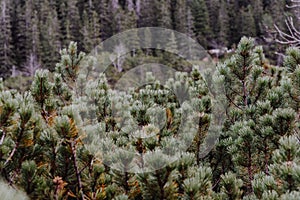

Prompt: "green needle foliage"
[0,39,300,199]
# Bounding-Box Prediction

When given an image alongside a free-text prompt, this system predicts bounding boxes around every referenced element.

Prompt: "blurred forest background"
[0,0,299,79]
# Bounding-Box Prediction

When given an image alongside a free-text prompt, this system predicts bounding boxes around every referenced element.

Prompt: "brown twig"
[70,140,85,200]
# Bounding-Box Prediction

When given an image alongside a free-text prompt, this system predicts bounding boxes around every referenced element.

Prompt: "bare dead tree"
[109,43,127,72]
[274,0,300,47]
[287,0,300,20]
[22,53,41,77]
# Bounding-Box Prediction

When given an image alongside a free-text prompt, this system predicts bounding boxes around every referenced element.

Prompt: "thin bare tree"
[274,0,300,47]
[109,43,127,72]
[22,53,41,77]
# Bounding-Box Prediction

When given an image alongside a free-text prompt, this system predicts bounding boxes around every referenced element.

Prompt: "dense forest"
[0,0,299,78]
[1,0,300,200]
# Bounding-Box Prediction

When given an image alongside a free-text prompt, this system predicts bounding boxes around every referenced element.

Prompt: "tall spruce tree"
[239,5,257,37]
[251,0,264,35]
[205,0,220,42]
[156,0,172,29]
[173,0,187,33]
[64,0,82,48]
[81,10,101,53]
[40,0,61,71]
[0,0,14,78]
[23,0,41,76]
[190,0,211,48]
[12,1,27,70]
[138,0,155,27]
[217,0,230,47]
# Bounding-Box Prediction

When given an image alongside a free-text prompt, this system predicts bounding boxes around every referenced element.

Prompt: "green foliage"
[212,37,298,197]
[218,172,243,200]
[0,0,14,77]
[1,0,294,78]
[239,6,256,37]
[282,47,300,111]
[190,0,211,48]
[0,40,300,199]
[40,0,61,71]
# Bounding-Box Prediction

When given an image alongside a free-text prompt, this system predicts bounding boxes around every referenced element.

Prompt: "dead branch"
[274,17,300,47]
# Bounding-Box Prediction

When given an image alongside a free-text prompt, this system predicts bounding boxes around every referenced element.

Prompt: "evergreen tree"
[23,1,41,76]
[173,0,187,33]
[165,31,178,55]
[205,0,220,41]
[251,0,264,35]
[40,0,61,70]
[282,47,300,112]
[239,5,257,37]
[97,0,114,40]
[267,0,286,29]
[64,0,82,48]
[252,135,300,198]
[226,0,240,45]
[156,0,172,29]
[11,1,27,70]
[190,0,211,48]
[138,0,155,27]
[217,0,230,47]
[117,2,137,32]
[214,37,287,194]
[81,10,101,53]
[0,0,14,78]
[0,1,299,196]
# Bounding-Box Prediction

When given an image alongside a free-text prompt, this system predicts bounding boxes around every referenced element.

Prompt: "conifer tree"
[217,172,244,199]
[217,0,230,47]
[97,0,113,40]
[23,7,41,76]
[282,47,300,112]
[226,0,240,45]
[267,0,286,29]
[252,135,300,198]
[81,10,101,53]
[115,2,137,33]
[173,0,187,33]
[239,6,256,37]
[138,0,156,27]
[214,37,288,194]
[190,0,211,48]
[156,0,172,29]
[205,0,220,41]
[12,2,27,70]
[64,0,82,48]
[251,0,264,35]
[40,0,61,70]
[0,0,14,78]
[165,32,178,55]
[2,22,300,199]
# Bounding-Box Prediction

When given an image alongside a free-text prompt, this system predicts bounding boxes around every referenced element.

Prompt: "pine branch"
[70,140,84,200]
[4,121,26,166]
[0,130,5,145]
[4,143,17,166]
[225,93,242,110]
